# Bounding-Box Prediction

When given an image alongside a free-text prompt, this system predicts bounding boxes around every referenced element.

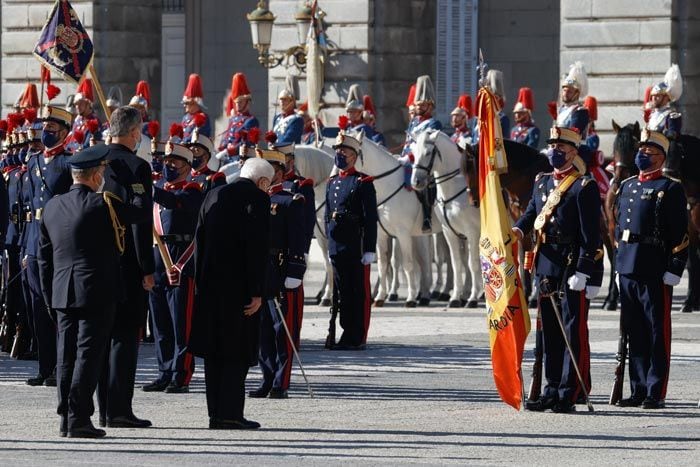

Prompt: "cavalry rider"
[513,126,601,414]
[185,125,225,193]
[510,87,540,149]
[298,102,323,145]
[647,64,683,139]
[614,129,688,409]
[552,62,590,139]
[363,95,385,146]
[399,75,442,233]
[450,94,474,150]
[144,138,204,394]
[472,70,510,145]
[218,72,259,155]
[272,75,303,145]
[248,148,307,400]
[181,74,211,141]
[344,84,375,141]
[325,127,378,350]
[582,96,610,201]
[67,79,101,153]
[129,81,152,130]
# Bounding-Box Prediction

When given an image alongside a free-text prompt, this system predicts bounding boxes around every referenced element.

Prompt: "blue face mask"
[151,158,163,173]
[192,156,204,170]
[41,129,60,149]
[546,147,568,169]
[335,151,348,169]
[163,165,181,183]
[635,150,652,171]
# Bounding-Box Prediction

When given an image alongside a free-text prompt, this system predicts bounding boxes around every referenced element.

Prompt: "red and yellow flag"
[476,86,531,410]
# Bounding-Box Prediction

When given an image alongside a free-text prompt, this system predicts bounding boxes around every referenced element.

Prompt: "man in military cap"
[67,79,102,153]
[511,87,540,149]
[190,157,272,430]
[614,129,688,409]
[553,62,590,139]
[186,128,226,192]
[181,74,212,140]
[450,94,474,150]
[647,64,683,139]
[325,130,378,350]
[23,105,75,387]
[248,148,306,399]
[344,84,375,140]
[38,144,149,438]
[143,139,204,394]
[219,73,260,154]
[513,126,601,413]
[298,102,323,145]
[97,106,154,429]
[272,76,303,145]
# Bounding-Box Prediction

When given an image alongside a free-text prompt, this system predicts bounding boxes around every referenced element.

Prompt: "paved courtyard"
[1,248,699,465]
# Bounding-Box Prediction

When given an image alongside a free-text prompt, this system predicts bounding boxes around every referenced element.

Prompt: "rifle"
[527,307,543,401]
[609,312,628,405]
[324,299,337,349]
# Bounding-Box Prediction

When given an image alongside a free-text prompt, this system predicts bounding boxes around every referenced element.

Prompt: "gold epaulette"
[103,191,126,254]
[672,234,689,254]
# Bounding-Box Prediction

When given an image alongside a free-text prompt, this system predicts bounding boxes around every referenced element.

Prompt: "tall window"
[435,0,479,123]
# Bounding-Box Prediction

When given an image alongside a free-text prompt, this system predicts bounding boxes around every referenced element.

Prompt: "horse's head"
[410,130,439,191]
[612,119,640,179]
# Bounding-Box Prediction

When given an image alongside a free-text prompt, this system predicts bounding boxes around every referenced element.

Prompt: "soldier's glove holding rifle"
[167,265,182,287]
[284,277,302,289]
[567,271,588,291]
[361,252,376,265]
[662,271,681,286]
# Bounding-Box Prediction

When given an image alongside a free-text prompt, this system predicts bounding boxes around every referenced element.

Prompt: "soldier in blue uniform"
[344,84,375,141]
[510,87,540,149]
[362,95,385,146]
[186,128,226,192]
[399,75,442,232]
[450,94,474,150]
[513,126,601,413]
[181,74,212,140]
[143,140,204,394]
[298,102,323,145]
[272,76,303,145]
[218,73,259,154]
[647,64,683,139]
[67,79,101,153]
[614,129,688,409]
[325,131,378,350]
[23,105,75,387]
[248,148,306,399]
[555,62,590,139]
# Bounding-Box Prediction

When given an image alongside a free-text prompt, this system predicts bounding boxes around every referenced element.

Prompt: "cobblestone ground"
[1,245,699,465]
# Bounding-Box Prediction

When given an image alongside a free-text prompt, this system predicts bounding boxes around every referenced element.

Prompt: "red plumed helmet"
[86,119,99,135]
[19,83,40,109]
[406,84,416,108]
[264,130,277,144]
[73,129,86,144]
[338,115,350,130]
[248,127,260,145]
[457,94,472,117]
[7,112,24,129]
[513,87,534,113]
[547,101,558,120]
[182,73,204,106]
[583,95,598,121]
[192,112,206,128]
[230,72,251,99]
[46,84,61,101]
[148,120,160,139]
[169,123,184,139]
[23,108,37,124]
[363,95,376,116]
[135,81,151,106]
[75,78,94,103]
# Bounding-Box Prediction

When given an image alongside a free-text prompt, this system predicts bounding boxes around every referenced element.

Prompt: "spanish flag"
[476,86,531,410]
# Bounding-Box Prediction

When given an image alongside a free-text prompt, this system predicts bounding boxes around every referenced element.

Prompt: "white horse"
[356,138,432,307]
[411,130,483,307]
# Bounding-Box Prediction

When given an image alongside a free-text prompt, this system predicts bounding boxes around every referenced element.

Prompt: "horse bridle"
[413,142,462,187]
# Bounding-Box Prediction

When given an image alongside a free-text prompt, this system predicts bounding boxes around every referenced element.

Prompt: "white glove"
[615,273,620,290]
[585,286,600,299]
[304,253,309,263]
[361,252,376,265]
[567,272,589,291]
[284,277,302,289]
[662,271,681,287]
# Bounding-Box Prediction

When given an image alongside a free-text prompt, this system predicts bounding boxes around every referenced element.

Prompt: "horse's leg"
[441,239,454,301]
[373,231,390,307]
[682,238,700,313]
[397,233,418,307]
[443,230,466,308]
[389,238,401,301]
[414,236,432,306]
[430,234,443,299]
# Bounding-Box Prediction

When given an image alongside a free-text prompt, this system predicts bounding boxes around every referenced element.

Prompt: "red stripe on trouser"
[362,264,371,344]
[182,277,195,385]
[660,284,672,399]
[281,290,296,390]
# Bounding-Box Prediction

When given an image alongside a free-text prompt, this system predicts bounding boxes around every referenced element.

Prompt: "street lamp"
[246,1,322,71]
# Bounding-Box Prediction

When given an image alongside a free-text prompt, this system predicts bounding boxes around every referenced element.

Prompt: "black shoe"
[617,395,645,407]
[525,395,557,412]
[17,351,38,361]
[107,414,152,428]
[210,418,260,430]
[59,416,68,437]
[642,397,665,409]
[268,389,288,399]
[552,400,576,413]
[422,221,432,233]
[98,417,106,428]
[43,375,57,387]
[67,423,106,438]
[142,379,170,392]
[164,383,189,394]
[26,375,45,386]
[248,387,271,398]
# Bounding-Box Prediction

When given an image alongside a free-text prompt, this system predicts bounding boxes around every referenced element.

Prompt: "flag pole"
[88,64,112,120]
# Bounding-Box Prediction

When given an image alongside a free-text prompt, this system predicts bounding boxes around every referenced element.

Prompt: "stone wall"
[478,0,560,149]
[560,0,677,154]
[675,0,700,136]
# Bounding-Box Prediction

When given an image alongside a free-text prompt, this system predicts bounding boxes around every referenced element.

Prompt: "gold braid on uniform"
[103,191,126,255]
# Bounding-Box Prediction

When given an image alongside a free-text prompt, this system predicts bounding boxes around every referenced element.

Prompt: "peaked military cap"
[70,143,109,169]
